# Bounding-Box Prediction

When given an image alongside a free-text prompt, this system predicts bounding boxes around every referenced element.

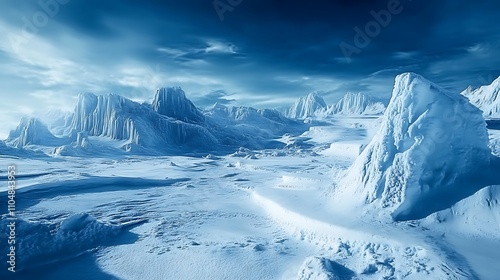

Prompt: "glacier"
[6,87,305,155]
[336,72,500,221]
[2,74,500,279]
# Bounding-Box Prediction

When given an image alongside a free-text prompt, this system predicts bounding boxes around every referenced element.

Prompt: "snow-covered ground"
[1,73,500,279]
[1,113,499,279]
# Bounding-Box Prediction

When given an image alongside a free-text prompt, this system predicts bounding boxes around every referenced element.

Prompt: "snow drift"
[0,214,125,273]
[461,76,500,118]
[337,72,500,221]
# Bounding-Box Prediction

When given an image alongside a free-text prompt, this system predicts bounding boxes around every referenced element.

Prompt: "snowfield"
[1,73,500,279]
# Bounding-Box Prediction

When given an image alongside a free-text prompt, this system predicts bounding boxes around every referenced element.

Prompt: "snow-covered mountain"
[461,76,500,118]
[152,87,205,123]
[7,117,65,148]
[68,90,219,151]
[287,92,386,119]
[336,72,500,221]
[286,92,327,119]
[206,103,292,130]
[6,87,304,155]
[326,92,386,115]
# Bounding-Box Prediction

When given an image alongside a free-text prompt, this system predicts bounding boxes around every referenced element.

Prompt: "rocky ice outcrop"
[461,76,500,118]
[286,93,327,119]
[68,92,218,151]
[336,72,500,221]
[6,87,309,155]
[70,93,142,145]
[7,117,62,148]
[327,92,386,115]
[153,87,205,123]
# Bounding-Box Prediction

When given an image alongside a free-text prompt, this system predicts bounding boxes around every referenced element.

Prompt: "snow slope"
[2,73,500,279]
[286,93,327,119]
[336,72,500,221]
[462,76,500,118]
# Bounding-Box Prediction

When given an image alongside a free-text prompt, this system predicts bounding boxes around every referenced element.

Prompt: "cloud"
[0,0,499,138]
[204,40,237,54]
[191,89,236,108]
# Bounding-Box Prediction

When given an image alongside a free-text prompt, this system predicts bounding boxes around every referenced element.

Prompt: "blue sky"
[0,0,499,138]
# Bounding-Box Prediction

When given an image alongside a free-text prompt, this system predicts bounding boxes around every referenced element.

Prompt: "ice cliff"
[337,72,500,221]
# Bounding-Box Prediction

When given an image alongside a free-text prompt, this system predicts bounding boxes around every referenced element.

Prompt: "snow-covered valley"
[1,73,500,279]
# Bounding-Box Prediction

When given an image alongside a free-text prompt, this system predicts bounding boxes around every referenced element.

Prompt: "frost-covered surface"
[336,72,499,221]
[286,92,327,119]
[296,257,355,280]
[462,76,500,118]
[0,214,125,273]
[1,74,500,279]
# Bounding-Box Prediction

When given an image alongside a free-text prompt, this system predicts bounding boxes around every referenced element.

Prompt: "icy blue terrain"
[1,73,500,279]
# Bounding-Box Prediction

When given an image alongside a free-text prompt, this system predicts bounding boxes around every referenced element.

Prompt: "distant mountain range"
[286,92,386,119]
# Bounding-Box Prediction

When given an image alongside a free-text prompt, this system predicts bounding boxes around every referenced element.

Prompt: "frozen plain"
[1,73,500,280]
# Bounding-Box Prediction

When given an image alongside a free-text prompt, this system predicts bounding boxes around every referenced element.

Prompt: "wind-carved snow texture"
[461,76,500,118]
[0,214,126,273]
[296,256,356,280]
[286,92,327,119]
[327,92,386,115]
[337,72,500,221]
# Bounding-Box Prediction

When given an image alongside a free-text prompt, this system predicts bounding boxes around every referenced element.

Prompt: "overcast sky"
[1,0,499,138]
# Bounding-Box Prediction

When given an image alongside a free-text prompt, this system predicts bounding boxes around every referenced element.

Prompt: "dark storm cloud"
[1,0,500,109]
